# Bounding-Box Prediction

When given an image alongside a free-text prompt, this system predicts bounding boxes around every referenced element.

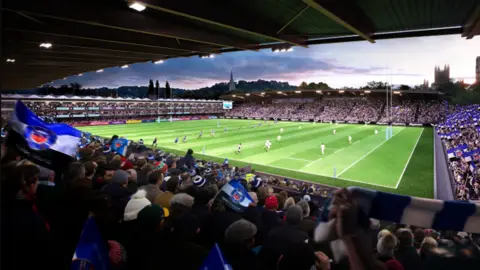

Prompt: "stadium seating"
[437,104,480,201]
[2,95,479,270]
[226,98,442,124]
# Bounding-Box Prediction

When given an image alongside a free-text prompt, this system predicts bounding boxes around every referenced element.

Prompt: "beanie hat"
[189,169,196,177]
[121,160,134,170]
[265,195,278,210]
[137,204,169,230]
[303,195,311,202]
[193,175,206,188]
[204,168,212,176]
[108,240,127,269]
[123,190,151,221]
[112,170,129,185]
[251,177,262,188]
[147,154,155,161]
[225,219,257,245]
[103,146,111,154]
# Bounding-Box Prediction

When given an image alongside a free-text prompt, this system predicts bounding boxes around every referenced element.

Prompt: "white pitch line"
[337,127,406,177]
[394,128,424,189]
[304,158,323,167]
[285,157,314,162]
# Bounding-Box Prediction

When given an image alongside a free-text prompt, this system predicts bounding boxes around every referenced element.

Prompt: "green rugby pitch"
[78,119,434,198]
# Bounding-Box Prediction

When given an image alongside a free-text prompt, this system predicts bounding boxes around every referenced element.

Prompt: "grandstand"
[2,0,480,269]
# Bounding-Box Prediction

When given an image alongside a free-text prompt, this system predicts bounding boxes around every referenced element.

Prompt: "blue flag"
[71,217,110,270]
[200,243,231,270]
[214,179,253,212]
[7,101,81,170]
[111,138,129,156]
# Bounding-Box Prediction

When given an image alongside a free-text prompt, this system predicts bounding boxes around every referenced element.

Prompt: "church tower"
[228,70,236,91]
[434,65,450,85]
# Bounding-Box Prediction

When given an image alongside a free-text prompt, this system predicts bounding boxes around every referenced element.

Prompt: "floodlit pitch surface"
[79,120,434,198]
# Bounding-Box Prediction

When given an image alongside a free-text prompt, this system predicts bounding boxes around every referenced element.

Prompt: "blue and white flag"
[348,187,480,233]
[200,243,231,270]
[111,137,129,156]
[214,179,253,213]
[7,101,81,170]
[71,217,110,270]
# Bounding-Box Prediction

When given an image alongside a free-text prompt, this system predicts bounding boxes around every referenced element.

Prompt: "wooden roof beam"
[134,0,307,47]
[302,0,375,43]
[3,0,255,50]
[462,5,480,39]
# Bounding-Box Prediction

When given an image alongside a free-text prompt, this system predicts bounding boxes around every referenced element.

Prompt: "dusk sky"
[58,34,480,90]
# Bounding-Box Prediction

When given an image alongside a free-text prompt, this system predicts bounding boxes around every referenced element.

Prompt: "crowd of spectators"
[378,101,418,123]
[1,100,224,119]
[437,105,480,201]
[417,101,445,124]
[1,130,479,270]
[227,99,442,124]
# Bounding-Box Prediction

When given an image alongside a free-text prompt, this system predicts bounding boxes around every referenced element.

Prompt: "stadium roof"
[1,0,479,90]
[220,89,443,101]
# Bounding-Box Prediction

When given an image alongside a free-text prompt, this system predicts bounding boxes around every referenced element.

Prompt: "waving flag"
[71,217,110,270]
[111,138,129,156]
[200,243,231,270]
[7,101,81,170]
[214,179,253,213]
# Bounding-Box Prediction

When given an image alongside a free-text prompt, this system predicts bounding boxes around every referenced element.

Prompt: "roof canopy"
[2,0,479,89]
[0,93,226,102]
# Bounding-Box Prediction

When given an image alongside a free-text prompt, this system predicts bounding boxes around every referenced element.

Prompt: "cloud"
[57,34,480,89]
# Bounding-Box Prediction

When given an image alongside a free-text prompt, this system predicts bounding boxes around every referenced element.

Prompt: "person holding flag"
[111,136,129,156]
[6,101,82,170]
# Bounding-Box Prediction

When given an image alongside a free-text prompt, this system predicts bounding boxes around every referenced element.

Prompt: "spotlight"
[154,60,164,64]
[121,64,129,69]
[287,48,294,52]
[6,59,15,63]
[96,69,104,73]
[295,90,301,93]
[39,43,52,49]
[209,54,215,58]
[246,93,250,96]
[129,2,146,12]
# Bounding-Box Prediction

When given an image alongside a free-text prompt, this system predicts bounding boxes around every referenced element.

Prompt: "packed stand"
[437,105,480,201]
[2,131,479,270]
[416,101,444,124]
[379,100,418,123]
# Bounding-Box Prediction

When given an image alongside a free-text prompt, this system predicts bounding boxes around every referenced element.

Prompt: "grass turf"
[78,119,434,198]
